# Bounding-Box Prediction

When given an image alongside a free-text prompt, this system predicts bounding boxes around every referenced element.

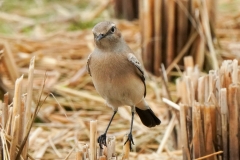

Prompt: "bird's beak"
[96,34,105,41]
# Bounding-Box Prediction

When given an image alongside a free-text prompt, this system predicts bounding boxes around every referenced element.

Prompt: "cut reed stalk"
[99,155,107,160]
[9,115,20,160]
[209,104,216,150]
[232,59,238,84]
[176,0,188,62]
[122,134,130,160]
[1,103,7,129]
[192,102,200,159]
[0,42,19,82]
[141,0,154,72]
[6,107,13,136]
[166,0,175,67]
[4,92,9,105]
[76,150,83,160]
[140,0,216,75]
[194,37,205,70]
[203,76,209,103]
[184,56,194,70]
[90,120,97,160]
[197,76,205,103]
[25,56,35,136]
[106,136,116,158]
[204,105,214,160]
[178,58,240,160]
[220,88,228,160]
[180,104,191,160]
[228,84,239,159]
[185,76,194,106]
[11,75,23,157]
[153,0,162,75]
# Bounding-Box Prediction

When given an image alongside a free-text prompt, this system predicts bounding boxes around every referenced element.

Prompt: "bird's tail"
[135,107,161,127]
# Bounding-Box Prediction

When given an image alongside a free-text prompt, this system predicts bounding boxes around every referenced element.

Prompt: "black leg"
[98,110,117,149]
[124,106,135,151]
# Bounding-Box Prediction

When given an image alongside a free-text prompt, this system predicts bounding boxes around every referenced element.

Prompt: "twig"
[83,0,112,22]
[157,114,176,153]
[162,98,180,110]
[63,146,75,160]
[200,0,218,69]
[48,136,62,158]
[195,151,223,160]
[166,32,198,74]
[160,65,171,100]
[160,64,178,148]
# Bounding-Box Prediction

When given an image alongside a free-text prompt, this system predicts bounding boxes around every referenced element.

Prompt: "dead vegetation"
[0,0,240,159]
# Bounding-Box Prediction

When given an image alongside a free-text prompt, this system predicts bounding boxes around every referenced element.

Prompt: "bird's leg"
[124,106,135,151]
[98,110,117,149]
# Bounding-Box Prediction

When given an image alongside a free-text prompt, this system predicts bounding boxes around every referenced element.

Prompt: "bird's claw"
[124,133,135,151]
[98,133,107,149]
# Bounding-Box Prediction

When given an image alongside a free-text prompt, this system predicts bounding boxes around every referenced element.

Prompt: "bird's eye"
[110,27,115,33]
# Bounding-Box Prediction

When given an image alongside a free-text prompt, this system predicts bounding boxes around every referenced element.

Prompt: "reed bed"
[0,57,45,160]
[0,0,240,159]
[0,19,172,159]
[176,56,240,160]
[139,0,219,75]
[0,1,183,157]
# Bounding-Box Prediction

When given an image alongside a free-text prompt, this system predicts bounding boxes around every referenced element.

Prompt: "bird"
[87,21,161,150]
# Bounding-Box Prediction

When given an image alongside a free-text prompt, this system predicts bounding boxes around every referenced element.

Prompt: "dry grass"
[0,0,240,159]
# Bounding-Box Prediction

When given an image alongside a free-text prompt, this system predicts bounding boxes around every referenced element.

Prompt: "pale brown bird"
[87,21,161,149]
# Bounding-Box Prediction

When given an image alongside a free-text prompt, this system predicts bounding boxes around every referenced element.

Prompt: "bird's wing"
[86,54,92,76]
[127,53,146,97]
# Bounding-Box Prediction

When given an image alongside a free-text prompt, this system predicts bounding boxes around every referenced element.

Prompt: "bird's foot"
[124,133,135,151]
[98,133,107,149]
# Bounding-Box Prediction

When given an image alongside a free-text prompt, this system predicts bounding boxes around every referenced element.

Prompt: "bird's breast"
[91,53,130,86]
[90,52,144,107]
[91,53,129,76]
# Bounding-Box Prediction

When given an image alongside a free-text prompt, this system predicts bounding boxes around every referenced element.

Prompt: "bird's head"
[92,21,122,49]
